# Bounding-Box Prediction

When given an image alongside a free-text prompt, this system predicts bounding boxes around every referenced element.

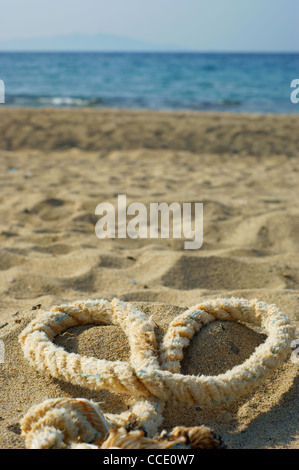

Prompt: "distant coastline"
[0,32,185,53]
[0,32,298,53]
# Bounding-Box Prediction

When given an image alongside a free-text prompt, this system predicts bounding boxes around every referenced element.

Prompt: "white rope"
[19,297,295,449]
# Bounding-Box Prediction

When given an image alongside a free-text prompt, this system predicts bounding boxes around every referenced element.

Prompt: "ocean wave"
[4,94,243,111]
[5,95,104,107]
[202,100,242,108]
[163,99,242,110]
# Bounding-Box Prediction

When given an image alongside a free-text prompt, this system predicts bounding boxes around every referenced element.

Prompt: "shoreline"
[2,105,298,114]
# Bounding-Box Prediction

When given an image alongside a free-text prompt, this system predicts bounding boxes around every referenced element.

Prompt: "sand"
[0,108,298,449]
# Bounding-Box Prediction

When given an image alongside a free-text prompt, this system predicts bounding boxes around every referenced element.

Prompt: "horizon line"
[0,50,298,54]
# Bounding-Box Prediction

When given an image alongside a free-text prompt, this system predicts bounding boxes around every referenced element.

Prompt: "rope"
[19,297,295,449]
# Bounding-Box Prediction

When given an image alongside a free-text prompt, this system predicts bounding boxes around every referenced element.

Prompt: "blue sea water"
[0,52,298,113]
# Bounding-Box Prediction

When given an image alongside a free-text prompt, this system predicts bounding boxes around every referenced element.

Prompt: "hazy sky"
[1,0,298,51]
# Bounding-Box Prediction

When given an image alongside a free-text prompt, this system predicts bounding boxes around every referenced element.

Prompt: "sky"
[0,0,298,52]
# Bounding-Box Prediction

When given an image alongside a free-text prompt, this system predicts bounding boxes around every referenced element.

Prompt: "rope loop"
[19,297,295,448]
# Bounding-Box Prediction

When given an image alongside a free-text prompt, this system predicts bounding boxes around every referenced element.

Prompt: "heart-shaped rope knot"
[19,297,295,449]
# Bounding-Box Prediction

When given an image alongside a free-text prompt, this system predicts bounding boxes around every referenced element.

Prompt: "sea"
[0,52,298,113]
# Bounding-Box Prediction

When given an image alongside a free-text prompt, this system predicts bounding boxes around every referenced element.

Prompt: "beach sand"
[0,108,298,449]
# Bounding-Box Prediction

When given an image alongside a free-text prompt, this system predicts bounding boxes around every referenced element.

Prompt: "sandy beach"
[0,108,298,449]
